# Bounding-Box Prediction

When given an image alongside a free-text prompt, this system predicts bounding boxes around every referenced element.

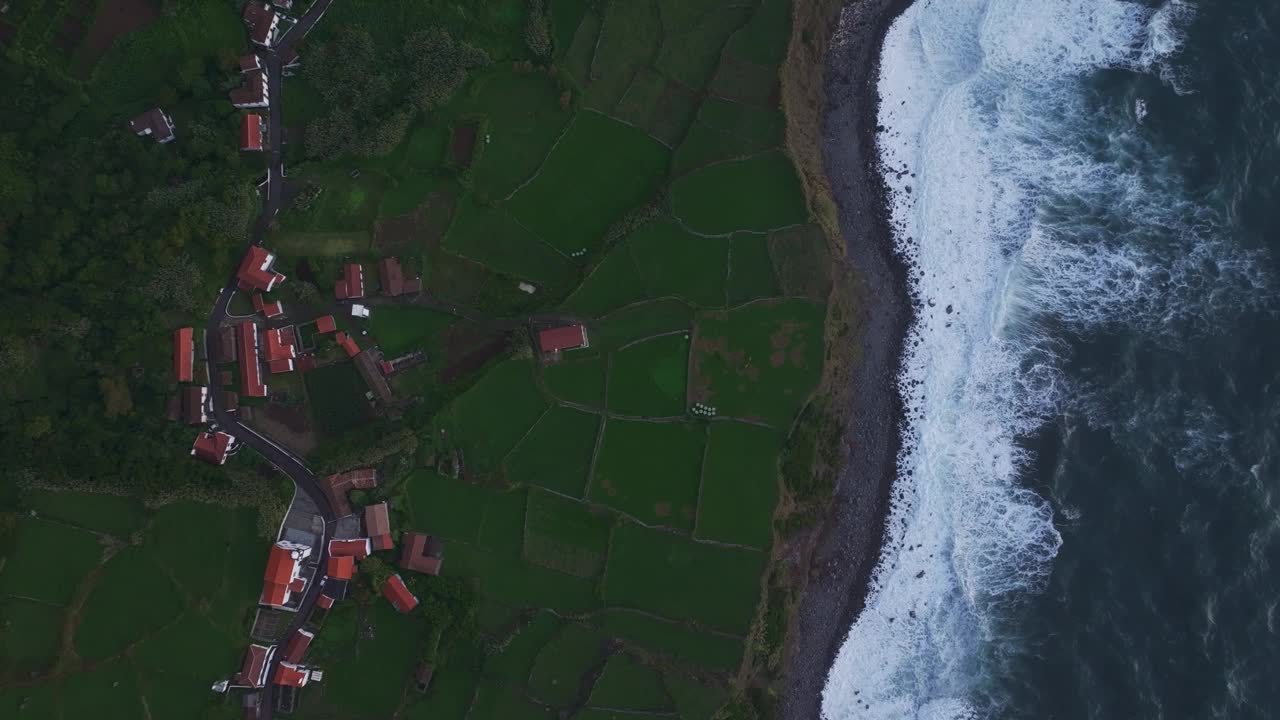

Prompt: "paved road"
[202,2,337,717]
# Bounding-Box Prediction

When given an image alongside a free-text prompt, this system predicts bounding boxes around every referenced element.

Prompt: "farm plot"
[769,223,833,301]
[0,517,101,605]
[407,470,491,544]
[0,599,63,673]
[132,612,243,719]
[305,361,374,436]
[561,3,602,87]
[505,406,601,497]
[728,232,782,304]
[665,673,729,720]
[560,248,648,318]
[606,334,690,417]
[614,68,668,132]
[542,353,607,408]
[583,0,661,111]
[589,419,704,530]
[486,611,562,681]
[310,601,425,720]
[592,298,695,352]
[507,112,670,256]
[671,151,808,235]
[587,653,674,712]
[404,667,478,719]
[696,422,781,548]
[60,657,144,720]
[444,197,576,288]
[655,0,753,90]
[478,487,528,558]
[588,610,742,670]
[690,299,825,428]
[471,678,557,720]
[459,69,573,199]
[522,489,613,579]
[725,0,793,67]
[23,490,144,537]
[74,547,183,661]
[369,305,458,357]
[602,522,765,634]
[442,543,599,612]
[435,359,550,480]
[672,98,785,175]
[627,220,729,307]
[529,622,609,707]
[707,53,779,107]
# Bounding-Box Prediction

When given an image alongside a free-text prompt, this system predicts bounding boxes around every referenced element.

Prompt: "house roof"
[326,554,355,580]
[280,628,314,664]
[380,360,395,375]
[382,574,419,613]
[230,69,268,106]
[315,315,337,333]
[236,245,284,292]
[236,643,273,688]
[415,661,435,686]
[335,331,360,358]
[328,538,371,560]
[238,54,261,71]
[174,327,194,382]
[244,3,278,46]
[365,502,392,551]
[191,430,233,465]
[335,263,364,300]
[354,350,393,405]
[263,326,297,362]
[399,532,444,576]
[241,114,264,152]
[272,662,308,688]
[378,257,404,296]
[316,593,335,610]
[183,386,207,425]
[321,469,378,517]
[128,108,174,142]
[538,325,589,353]
[261,542,306,607]
[251,292,282,318]
[236,322,267,397]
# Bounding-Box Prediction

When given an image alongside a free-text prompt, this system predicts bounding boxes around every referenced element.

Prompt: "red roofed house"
[380,359,395,375]
[236,322,268,397]
[335,331,360,358]
[315,315,337,334]
[191,430,234,465]
[365,502,393,551]
[326,554,355,580]
[377,257,422,297]
[236,246,285,292]
[241,114,265,152]
[234,643,275,688]
[183,386,209,425]
[263,326,299,374]
[399,532,444,576]
[230,68,269,108]
[260,540,312,610]
[334,263,364,300]
[382,574,419,613]
[321,468,378,517]
[239,54,261,72]
[273,662,310,688]
[327,538,371,560]
[281,628,314,664]
[538,325,590,355]
[129,108,175,144]
[174,327,194,382]
[243,2,280,47]
[316,593,335,610]
[252,293,283,318]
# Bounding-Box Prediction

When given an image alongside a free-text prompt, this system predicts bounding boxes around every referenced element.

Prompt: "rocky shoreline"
[779,0,916,718]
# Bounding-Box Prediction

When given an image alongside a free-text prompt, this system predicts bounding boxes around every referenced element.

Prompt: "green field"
[436,359,550,479]
[305,361,375,436]
[542,353,607,407]
[583,0,662,111]
[560,249,649,317]
[74,547,184,660]
[588,610,743,670]
[671,151,808,235]
[522,489,613,578]
[0,598,63,674]
[460,69,574,199]
[529,622,608,707]
[607,334,690,416]
[0,518,102,606]
[728,232,783,304]
[23,490,145,537]
[369,305,459,356]
[588,653,674,711]
[507,112,671,255]
[406,470,491,543]
[444,197,576,287]
[505,406,602,497]
[593,299,696,351]
[627,220,729,306]
[697,422,782,548]
[589,420,705,530]
[691,299,826,428]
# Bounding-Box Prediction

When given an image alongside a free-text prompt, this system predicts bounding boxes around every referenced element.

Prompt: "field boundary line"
[615,328,689,352]
[582,355,612,499]
[499,404,554,472]
[582,607,748,642]
[501,112,578,203]
[600,294,695,320]
[691,422,712,543]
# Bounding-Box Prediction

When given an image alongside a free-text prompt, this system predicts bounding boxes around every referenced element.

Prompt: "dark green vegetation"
[0,495,262,717]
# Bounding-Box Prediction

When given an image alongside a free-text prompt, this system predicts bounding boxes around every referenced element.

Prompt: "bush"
[524,0,552,58]
[404,28,491,112]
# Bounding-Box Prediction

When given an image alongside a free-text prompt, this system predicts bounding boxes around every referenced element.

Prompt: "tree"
[524,0,552,58]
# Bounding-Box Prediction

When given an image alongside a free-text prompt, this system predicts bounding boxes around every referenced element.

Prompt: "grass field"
[588,610,743,670]
[507,112,670,256]
[589,420,704,530]
[471,678,557,720]
[769,223,834,301]
[602,522,765,633]
[436,359,549,479]
[523,489,613,578]
[691,299,826,428]
[305,361,374,436]
[627,220,729,307]
[607,334,690,417]
[655,2,752,90]
[671,151,808,235]
[23,490,144,537]
[542,353,607,407]
[486,611,562,681]
[529,622,608,707]
[444,197,576,287]
[665,673,729,720]
[728,232,783,304]
[697,422,781,548]
[584,0,661,111]
[443,544,600,612]
[505,406,601,497]
[478,487,528,558]
[0,518,102,605]
[461,69,573,200]
[592,299,696,352]
[587,653,674,711]
[0,599,63,673]
[311,600,425,719]
[368,305,459,356]
[560,248,649,317]
[74,547,184,661]
[406,470,490,543]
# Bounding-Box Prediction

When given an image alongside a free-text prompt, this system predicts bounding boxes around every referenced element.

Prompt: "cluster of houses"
[231,1,301,153]
[217,467,446,709]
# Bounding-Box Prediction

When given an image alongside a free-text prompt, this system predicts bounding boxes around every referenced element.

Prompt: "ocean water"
[823,0,1280,718]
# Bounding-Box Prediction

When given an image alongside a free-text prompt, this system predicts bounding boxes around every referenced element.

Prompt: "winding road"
[202,2,336,717]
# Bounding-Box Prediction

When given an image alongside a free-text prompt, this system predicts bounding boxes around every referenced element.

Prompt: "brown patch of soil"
[439,329,509,384]
[653,502,670,517]
[451,124,478,167]
[770,350,786,368]
[0,22,17,46]
[248,403,319,456]
[75,0,160,75]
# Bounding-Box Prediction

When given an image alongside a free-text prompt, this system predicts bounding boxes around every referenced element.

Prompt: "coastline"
[779,0,916,718]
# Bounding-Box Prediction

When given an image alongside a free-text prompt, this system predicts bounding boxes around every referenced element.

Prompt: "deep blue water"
[822,1,1280,717]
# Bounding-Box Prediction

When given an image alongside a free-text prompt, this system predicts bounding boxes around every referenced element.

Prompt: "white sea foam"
[819,0,1238,718]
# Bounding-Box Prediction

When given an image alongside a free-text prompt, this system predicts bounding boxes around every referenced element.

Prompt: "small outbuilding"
[129,108,175,144]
